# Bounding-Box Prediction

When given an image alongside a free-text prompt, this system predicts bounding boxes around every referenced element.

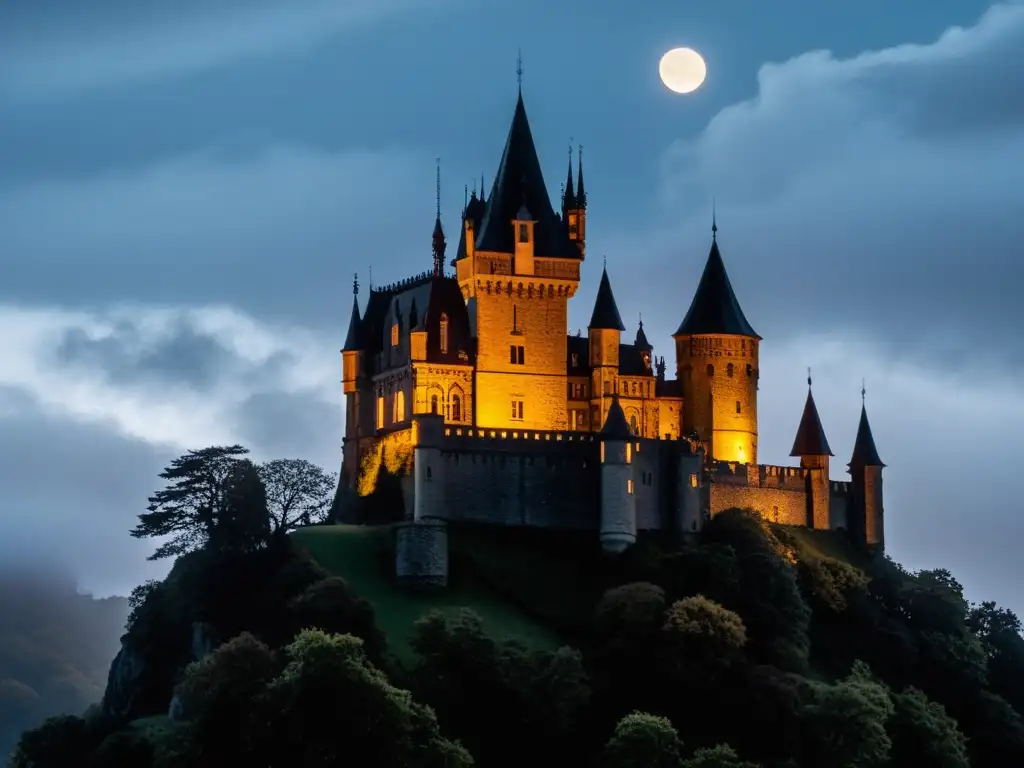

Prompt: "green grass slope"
[291,525,567,665]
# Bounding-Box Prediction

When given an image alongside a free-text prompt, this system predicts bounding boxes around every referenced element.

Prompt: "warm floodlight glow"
[659,47,707,94]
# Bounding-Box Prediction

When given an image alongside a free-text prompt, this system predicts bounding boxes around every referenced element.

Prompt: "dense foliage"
[11,445,1024,767]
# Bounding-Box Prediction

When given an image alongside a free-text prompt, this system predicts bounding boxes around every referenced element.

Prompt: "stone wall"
[395,519,449,587]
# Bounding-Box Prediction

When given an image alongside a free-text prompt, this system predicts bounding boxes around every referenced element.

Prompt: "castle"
[336,89,886,586]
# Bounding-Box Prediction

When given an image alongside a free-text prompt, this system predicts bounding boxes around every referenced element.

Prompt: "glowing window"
[394,391,406,422]
[689,473,698,488]
[376,396,384,429]
[440,313,449,354]
[391,323,399,347]
[629,415,638,435]
[627,480,635,494]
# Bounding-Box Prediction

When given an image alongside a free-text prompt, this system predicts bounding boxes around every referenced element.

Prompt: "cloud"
[638,2,1024,379]
[0,0,447,101]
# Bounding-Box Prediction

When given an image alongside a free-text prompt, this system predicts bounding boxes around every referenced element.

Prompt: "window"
[727,363,734,377]
[376,396,384,429]
[518,223,529,243]
[511,400,524,420]
[736,400,742,414]
[391,323,399,347]
[439,313,449,355]
[510,345,525,365]
[629,415,639,435]
[627,479,635,494]
[430,394,439,415]
[746,363,753,377]
[706,364,714,377]
[571,352,579,367]
[394,391,405,422]
[451,394,462,422]
[689,473,698,488]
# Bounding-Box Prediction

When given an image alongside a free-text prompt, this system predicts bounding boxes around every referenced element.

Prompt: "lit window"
[571,352,579,367]
[629,415,638,435]
[627,479,635,494]
[689,473,698,488]
[451,394,462,422]
[391,323,399,347]
[376,396,384,429]
[394,391,405,422]
[511,400,524,420]
[440,313,449,354]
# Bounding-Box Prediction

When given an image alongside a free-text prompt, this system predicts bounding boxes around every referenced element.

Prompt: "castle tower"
[790,372,833,530]
[588,264,626,428]
[673,220,760,464]
[599,393,637,553]
[341,274,364,486]
[564,145,586,256]
[455,91,582,430]
[849,387,885,549]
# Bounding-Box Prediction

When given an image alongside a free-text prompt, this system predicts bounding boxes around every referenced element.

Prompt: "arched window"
[439,313,449,355]
[430,394,439,415]
[727,363,734,377]
[706,364,715,377]
[736,400,742,414]
[629,414,639,435]
[394,390,406,422]
[451,394,462,422]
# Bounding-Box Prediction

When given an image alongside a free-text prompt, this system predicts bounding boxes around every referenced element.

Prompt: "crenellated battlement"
[371,271,450,294]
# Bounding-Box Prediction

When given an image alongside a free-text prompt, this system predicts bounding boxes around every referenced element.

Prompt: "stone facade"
[335,90,887,585]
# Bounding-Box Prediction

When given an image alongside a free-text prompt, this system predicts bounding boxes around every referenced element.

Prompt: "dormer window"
[439,313,449,355]
[518,223,529,243]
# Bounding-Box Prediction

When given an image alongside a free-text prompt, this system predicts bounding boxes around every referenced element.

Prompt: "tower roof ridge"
[588,264,626,331]
[674,233,760,338]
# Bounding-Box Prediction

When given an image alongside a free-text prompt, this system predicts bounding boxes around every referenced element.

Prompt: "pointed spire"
[712,199,717,240]
[576,144,587,209]
[475,91,578,258]
[849,389,885,468]
[432,158,446,276]
[563,139,576,213]
[790,378,833,457]
[588,264,626,331]
[343,272,362,351]
[635,313,652,350]
[516,48,523,92]
[480,173,486,202]
[602,393,631,439]
[674,224,760,338]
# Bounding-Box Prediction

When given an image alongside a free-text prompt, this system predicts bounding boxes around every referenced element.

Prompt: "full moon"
[659,47,707,94]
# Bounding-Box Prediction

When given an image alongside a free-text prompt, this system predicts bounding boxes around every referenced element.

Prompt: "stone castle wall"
[395,519,448,587]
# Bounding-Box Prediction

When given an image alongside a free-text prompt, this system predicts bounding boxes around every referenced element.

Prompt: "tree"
[214,459,271,554]
[257,458,337,535]
[661,595,747,663]
[888,687,970,768]
[680,744,758,768]
[131,445,250,560]
[801,665,894,768]
[602,711,682,768]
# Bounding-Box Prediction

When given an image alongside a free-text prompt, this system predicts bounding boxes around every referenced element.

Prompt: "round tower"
[790,372,833,530]
[599,394,637,553]
[849,388,885,550]
[674,222,760,464]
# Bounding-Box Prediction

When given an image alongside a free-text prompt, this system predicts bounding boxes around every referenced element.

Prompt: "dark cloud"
[231,391,342,466]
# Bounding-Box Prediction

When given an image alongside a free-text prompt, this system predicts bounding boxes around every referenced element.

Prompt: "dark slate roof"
[474,93,580,259]
[635,320,652,351]
[618,344,652,376]
[849,404,885,468]
[455,191,487,262]
[790,389,833,457]
[342,294,362,352]
[602,394,631,439]
[588,267,626,331]
[562,157,576,212]
[674,237,760,339]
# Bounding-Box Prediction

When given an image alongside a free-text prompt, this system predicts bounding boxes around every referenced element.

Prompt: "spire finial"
[481,173,485,199]
[435,158,441,219]
[569,137,574,161]
[639,311,643,328]
[603,254,607,269]
[807,367,812,389]
[369,265,373,291]
[861,378,866,403]
[464,184,468,209]
[516,49,523,89]
[353,272,359,296]
[712,198,718,239]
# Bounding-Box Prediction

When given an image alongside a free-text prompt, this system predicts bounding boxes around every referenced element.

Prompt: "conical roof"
[635,319,652,350]
[849,404,885,468]
[563,155,576,211]
[602,393,631,439]
[674,237,760,338]
[343,293,362,352]
[474,93,579,259]
[790,389,833,456]
[588,266,626,331]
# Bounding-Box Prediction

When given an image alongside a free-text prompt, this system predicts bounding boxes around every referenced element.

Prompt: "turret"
[588,263,626,424]
[599,394,636,553]
[341,274,364,492]
[674,219,761,464]
[790,371,833,530]
[848,386,885,550]
[563,145,587,256]
[635,316,653,375]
